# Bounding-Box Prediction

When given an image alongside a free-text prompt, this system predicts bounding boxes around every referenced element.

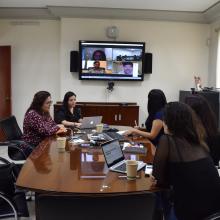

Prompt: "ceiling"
[0,0,220,23]
[0,0,219,12]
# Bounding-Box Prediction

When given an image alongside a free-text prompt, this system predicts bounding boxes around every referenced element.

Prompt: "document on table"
[117,130,128,135]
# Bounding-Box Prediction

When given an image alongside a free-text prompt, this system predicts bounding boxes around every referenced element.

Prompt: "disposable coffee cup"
[96,124,104,133]
[57,137,66,152]
[126,160,138,180]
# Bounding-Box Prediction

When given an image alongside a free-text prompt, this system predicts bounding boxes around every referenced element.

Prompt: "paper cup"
[57,137,66,152]
[126,160,138,180]
[96,124,104,133]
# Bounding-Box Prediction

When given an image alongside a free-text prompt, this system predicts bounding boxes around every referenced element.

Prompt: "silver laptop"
[80,116,102,129]
[101,139,146,174]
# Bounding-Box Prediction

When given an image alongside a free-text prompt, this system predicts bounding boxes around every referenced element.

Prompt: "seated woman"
[124,89,167,147]
[56,91,82,127]
[22,91,66,156]
[185,94,220,166]
[153,102,220,220]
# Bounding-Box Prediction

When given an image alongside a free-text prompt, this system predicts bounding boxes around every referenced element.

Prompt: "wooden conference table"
[16,126,157,194]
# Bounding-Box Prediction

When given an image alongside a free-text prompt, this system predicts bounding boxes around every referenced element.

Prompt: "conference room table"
[16,126,157,194]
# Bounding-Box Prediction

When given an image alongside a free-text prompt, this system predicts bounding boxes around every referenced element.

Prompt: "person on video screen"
[88,60,105,73]
[92,50,106,61]
[122,62,133,75]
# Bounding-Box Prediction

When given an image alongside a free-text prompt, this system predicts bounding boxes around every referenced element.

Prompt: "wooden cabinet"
[119,106,139,126]
[54,102,139,126]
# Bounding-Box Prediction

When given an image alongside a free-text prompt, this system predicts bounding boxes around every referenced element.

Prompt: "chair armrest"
[0,156,11,164]
[10,140,26,145]
[0,191,13,201]
[8,144,27,160]
[0,141,11,146]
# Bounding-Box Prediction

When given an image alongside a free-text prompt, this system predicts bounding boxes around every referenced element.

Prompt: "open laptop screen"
[80,116,102,129]
[102,140,124,167]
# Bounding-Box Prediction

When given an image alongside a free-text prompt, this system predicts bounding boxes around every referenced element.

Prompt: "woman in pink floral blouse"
[22,91,66,156]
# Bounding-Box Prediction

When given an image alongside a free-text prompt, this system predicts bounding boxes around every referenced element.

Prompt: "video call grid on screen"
[79,41,145,81]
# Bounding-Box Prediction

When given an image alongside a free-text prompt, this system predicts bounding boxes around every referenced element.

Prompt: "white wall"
[0,18,211,127]
[0,20,60,127]
[208,21,220,87]
[60,18,210,125]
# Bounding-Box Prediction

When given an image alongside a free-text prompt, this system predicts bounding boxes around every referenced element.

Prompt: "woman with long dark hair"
[22,91,66,155]
[55,91,82,127]
[125,89,167,147]
[153,102,220,220]
[185,94,220,165]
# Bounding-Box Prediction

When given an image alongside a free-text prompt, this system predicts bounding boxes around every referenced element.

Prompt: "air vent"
[10,21,40,26]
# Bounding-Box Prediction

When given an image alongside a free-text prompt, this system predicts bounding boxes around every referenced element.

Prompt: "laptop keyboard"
[115,162,126,172]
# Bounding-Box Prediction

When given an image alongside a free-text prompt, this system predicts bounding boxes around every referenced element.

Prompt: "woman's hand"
[57,124,65,129]
[149,175,157,187]
[123,128,138,136]
[56,127,67,134]
[74,122,82,128]
[134,126,140,130]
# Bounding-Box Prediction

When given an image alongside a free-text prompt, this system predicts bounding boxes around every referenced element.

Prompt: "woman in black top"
[125,89,167,148]
[153,102,220,220]
[185,94,220,166]
[56,91,82,127]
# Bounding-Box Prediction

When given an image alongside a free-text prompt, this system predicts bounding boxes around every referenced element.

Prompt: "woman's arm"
[29,111,60,136]
[152,135,170,187]
[124,119,163,140]
[61,120,75,127]
[60,120,81,128]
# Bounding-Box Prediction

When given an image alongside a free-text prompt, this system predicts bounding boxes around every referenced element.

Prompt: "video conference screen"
[79,41,145,81]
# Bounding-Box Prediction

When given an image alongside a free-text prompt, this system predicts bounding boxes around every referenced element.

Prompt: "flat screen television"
[79,40,145,81]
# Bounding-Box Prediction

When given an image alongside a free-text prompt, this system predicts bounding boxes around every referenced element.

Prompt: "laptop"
[80,116,102,129]
[101,139,146,174]
[103,131,126,142]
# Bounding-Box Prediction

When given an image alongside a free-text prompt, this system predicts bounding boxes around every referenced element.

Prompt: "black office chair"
[36,192,156,220]
[7,143,26,161]
[0,116,26,160]
[0,191,18,220]
[0,157,29,219]
[0,116,22,141]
